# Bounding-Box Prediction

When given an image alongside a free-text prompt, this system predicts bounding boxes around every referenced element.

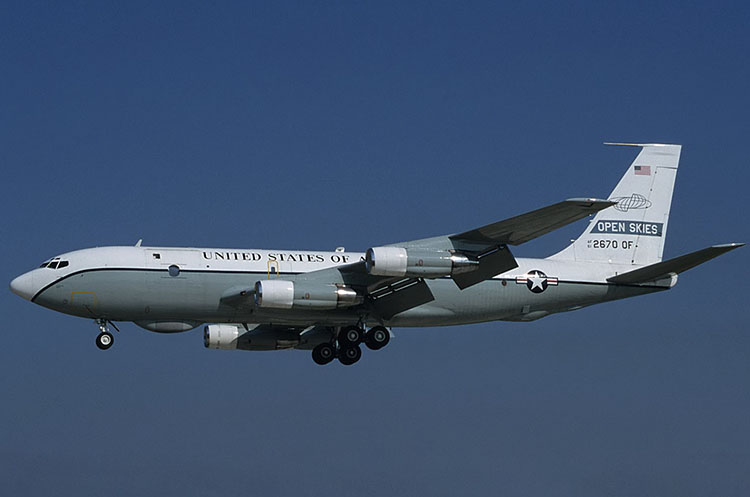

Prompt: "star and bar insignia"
[515,270,559,293]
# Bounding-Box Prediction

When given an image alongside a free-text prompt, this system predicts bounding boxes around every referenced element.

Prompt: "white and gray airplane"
[9,143,743,365]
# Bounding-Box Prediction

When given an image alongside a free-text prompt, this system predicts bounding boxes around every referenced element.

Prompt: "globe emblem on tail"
[610,193,652,212]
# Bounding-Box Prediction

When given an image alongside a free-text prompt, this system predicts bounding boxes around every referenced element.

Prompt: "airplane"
[9,143,744,366]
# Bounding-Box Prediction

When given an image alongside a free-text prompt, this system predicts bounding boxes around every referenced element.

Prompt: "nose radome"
[10,272,35,301]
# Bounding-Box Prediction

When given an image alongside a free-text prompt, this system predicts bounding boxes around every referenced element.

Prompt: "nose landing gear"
[95,319,118,350]
[310,325,391,366]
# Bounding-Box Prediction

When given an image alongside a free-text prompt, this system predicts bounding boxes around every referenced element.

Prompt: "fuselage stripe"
[30,266,670,303]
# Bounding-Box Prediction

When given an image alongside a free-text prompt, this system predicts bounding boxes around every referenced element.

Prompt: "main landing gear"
[311,325,391,366]
[95,319,118,350]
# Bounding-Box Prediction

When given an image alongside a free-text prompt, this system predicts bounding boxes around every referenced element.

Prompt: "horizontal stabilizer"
[607,243,744,284]
[450,198,615,246]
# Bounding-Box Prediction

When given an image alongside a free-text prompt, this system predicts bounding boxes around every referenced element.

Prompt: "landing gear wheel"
[338,325,363,346]
[338,345,362,366]
[365,325,390,350]
[312,343,336,365]
[96,332,114,350]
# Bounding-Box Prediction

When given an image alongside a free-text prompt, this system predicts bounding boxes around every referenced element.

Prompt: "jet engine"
[254,280,363,310]
[204,324,240,350]
[365,246,478,278]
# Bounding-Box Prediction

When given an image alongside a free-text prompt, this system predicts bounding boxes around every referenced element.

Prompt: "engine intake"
[365,246,478,278]
[254,280,363,310]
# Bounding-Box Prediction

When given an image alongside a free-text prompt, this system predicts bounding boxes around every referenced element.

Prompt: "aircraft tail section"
[550,143,681,266]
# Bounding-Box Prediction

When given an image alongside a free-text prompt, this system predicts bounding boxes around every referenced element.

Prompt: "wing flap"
[452,245,518,289]
[607,243,744,284]
[368,278,435,319]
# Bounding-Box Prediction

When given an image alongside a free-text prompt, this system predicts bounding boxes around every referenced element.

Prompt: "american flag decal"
[634,165,651,175]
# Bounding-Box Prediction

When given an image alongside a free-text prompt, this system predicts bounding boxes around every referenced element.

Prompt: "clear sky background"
[2,1,749,496]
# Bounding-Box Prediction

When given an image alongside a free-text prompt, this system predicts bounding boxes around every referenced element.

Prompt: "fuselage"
[10,245,668,331]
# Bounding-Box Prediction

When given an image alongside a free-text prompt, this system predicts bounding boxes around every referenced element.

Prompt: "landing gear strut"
[95,319,117,350]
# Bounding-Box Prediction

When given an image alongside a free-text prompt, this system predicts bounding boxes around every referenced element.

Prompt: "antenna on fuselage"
[135,239,143,247]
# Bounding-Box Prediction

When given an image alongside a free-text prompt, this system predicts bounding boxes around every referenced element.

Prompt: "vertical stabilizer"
[550,143,681,266]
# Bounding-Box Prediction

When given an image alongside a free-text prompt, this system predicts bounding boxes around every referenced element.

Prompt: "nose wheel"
[94,319,118,350]
[96,331,114,350]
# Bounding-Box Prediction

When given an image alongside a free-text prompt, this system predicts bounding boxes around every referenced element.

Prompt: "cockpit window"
[39,258,69,270]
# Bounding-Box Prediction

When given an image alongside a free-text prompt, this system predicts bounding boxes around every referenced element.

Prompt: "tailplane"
[607,243,744,285]
[550,143,681,265]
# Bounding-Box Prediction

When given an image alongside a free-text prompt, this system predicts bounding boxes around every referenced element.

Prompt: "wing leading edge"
[449,198,615,246]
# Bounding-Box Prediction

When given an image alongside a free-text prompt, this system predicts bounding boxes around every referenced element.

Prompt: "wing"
[449,198,615,246]
[269,197,615,318]
[391,197,614,289]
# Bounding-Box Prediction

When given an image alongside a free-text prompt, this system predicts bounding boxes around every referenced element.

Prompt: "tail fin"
[550,143,682,266]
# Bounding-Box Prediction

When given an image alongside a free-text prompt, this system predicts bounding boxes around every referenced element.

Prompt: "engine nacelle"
[365,246,478,278]
[254,280,363,310]
[204,324,240,350]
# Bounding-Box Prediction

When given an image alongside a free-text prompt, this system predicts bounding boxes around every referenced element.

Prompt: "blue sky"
[2,1,749,495]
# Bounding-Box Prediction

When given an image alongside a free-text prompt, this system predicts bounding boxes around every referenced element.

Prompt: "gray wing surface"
[449,198,615,246]
[281,197,614,315]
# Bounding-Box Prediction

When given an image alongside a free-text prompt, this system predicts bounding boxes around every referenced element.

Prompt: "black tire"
[338,325,363,346]
[312,343,335,365]
[365,325,390,350]
[96,332,114,350]
[338,345,362,366]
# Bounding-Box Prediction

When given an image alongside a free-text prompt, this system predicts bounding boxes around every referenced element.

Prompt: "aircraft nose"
[10,272,35,301]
